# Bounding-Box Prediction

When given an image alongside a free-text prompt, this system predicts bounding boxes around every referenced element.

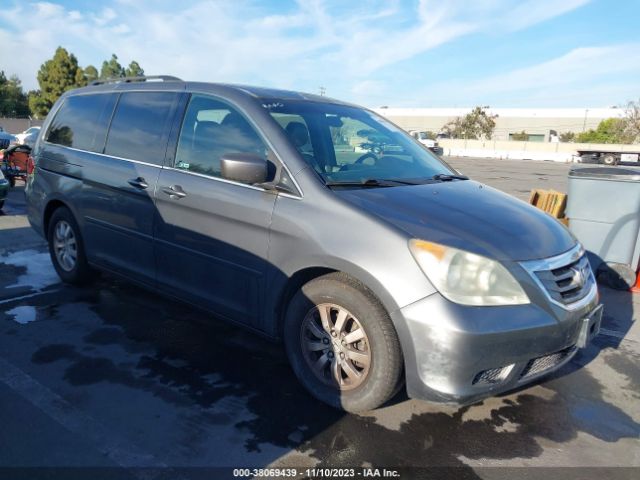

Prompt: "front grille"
[534,254,593,306]
[520,346,576,379]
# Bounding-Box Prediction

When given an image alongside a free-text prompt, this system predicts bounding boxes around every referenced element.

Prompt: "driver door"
[154,94,276,328]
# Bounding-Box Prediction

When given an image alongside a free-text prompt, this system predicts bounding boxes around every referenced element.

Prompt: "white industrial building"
[373,107,625,142]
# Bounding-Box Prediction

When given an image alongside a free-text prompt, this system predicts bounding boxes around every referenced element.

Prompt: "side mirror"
[220,153,267,185]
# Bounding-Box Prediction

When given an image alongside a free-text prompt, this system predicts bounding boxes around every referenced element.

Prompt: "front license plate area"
[577,304,603,348]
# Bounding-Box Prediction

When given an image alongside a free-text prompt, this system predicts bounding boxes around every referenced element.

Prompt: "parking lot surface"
[0,158,638,479]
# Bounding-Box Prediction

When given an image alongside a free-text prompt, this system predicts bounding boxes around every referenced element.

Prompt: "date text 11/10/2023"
[232,468,400,478]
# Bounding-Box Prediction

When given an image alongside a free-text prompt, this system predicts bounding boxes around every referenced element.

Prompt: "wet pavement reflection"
[1,265,639,473]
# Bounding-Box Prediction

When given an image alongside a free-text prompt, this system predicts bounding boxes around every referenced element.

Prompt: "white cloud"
[435,44,640,106]
[0,0,593,104]
[499,0,590,31]
[475,44,640,90]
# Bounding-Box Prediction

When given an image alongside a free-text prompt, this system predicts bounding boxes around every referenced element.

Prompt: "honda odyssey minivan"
[26,76,602,412]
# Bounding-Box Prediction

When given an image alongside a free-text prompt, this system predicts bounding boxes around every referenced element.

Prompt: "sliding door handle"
[161,185,187,199]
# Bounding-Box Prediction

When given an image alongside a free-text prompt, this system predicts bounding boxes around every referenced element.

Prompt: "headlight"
[409,239,529,306]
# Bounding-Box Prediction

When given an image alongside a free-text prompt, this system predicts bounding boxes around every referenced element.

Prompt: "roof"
[74,76,352,106]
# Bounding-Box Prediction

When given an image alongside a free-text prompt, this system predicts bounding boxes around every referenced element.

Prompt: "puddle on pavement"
[1,275,637,471]
[6,305,37,324]
[0,249,59,290]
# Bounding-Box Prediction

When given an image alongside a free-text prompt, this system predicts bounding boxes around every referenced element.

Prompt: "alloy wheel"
[53,220,77,272]
[300,303,371,391]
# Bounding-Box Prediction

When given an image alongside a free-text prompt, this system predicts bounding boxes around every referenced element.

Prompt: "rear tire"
[47,207,95,285]
[0,200,4,210]
[601,154,618,166]
[284,272,403,412]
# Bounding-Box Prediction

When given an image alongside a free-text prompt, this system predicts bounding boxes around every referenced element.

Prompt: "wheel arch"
[275,266,337,337]
[274,261,402,339]
[42,198,70,239]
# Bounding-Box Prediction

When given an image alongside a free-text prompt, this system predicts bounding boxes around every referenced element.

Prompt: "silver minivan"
[26,77,602,412]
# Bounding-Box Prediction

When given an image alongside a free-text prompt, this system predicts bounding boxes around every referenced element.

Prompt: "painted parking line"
[0,356,184,479]
[0,287,63,306]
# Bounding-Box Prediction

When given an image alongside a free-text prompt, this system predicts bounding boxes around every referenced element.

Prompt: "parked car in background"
[0,168,8,210]
[15,126,41,145]
[22,130,39,148]
[0,127,17,150]
[408,130,444,155]
[27,77,602,412]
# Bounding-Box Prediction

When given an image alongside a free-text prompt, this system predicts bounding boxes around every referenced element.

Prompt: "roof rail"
[89,75,183,86]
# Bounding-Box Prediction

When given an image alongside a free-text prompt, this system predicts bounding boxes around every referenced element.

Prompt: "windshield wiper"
[431,173,469,182]
[325,178,419,188]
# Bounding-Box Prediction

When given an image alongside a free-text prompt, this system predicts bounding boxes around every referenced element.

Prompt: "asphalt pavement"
[0,159,638,480]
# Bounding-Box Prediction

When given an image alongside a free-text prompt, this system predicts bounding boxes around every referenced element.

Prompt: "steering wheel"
[355,152,378,164]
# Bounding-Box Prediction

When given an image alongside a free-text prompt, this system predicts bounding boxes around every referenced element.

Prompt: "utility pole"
[319,86,326,96]
[582,108,589,132]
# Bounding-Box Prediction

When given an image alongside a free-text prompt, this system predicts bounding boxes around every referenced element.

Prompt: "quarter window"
[175,95,268,181]
[46,94,116,152]
[104,92,179,165]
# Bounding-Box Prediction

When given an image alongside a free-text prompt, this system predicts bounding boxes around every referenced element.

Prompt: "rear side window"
[46,94,116,152]
[104,92,179,165]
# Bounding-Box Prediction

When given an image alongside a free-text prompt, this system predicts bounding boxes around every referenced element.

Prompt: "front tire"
[47,207,95,285]
[284,273,403,412]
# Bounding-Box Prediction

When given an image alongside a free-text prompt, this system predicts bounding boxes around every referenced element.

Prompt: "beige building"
[373,107,625,142]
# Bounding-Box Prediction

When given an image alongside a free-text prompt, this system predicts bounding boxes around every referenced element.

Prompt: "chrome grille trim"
[520,244,598,311]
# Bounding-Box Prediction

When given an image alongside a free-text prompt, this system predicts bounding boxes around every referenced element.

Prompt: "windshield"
[265,101,453,185]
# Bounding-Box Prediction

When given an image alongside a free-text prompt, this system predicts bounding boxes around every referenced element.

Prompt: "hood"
[335,180,576,261]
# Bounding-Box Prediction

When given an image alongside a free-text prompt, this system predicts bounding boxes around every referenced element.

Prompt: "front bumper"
[391,286,600,405]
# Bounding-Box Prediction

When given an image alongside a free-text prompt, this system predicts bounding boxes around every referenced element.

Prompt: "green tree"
[28,47,84,118]
[0,72,30,117]
[83,65,99,85]
[510,130,528,141]
[442,106,497,140]
[423,131,436,140]
[100,54,125,79]
[576,118,632,144]
[125,61,145,78]
[559,131,575,143]
[623,99,640,143]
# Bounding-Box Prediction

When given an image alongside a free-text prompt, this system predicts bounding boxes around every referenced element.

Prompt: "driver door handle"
[127,177,149,189]
[162,185,187,199]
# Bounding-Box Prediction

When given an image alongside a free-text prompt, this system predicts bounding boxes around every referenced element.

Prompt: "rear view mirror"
[326,115,343,128]
[220,152,267,185]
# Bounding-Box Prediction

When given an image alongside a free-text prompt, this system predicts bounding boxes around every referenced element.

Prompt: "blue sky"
[1,0,639,107]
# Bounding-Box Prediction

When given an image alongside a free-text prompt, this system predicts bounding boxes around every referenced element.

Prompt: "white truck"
[577,147,640,166]
[408,130,444,156]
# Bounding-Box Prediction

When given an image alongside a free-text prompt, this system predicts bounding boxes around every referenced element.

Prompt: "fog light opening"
[472,363,515,386]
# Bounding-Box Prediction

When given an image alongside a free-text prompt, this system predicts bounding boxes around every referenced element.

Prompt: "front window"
[267,101,454,185]
[174,95,270,182]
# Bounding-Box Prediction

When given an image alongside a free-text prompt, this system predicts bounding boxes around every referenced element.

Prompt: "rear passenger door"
[153,94,276,328]
[81,91,183,285]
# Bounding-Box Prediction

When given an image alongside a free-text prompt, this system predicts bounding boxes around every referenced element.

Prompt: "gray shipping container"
[566,166,640,281]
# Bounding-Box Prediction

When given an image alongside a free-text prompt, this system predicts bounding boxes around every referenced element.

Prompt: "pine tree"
[28,47,84,117]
